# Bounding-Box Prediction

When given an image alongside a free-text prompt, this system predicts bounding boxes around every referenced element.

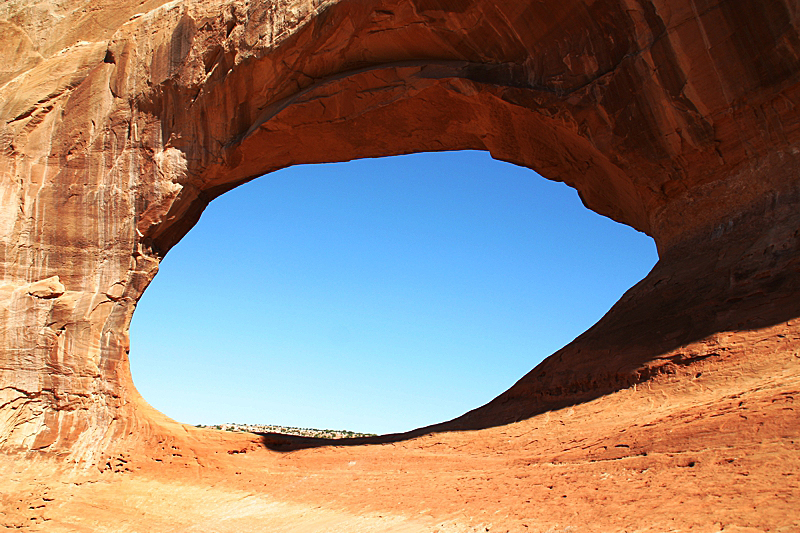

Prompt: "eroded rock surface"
[1,0,799,530]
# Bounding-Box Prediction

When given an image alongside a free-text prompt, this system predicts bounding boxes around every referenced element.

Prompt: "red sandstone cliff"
[1,0,798,530]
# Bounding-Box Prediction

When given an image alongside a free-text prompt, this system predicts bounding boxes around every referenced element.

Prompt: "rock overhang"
[0,1,799,529]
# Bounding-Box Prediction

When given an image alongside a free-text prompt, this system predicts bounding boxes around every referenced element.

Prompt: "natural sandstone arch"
[1,0,799,470]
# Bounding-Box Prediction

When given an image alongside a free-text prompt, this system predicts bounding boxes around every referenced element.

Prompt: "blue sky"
[129,150,658,435]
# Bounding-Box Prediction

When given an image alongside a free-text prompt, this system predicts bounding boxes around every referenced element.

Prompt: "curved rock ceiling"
[1,0,799,530]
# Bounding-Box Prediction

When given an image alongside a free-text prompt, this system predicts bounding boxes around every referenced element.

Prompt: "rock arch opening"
[1,0,798,469]
[2,0,800,528]
[130,150,657,435]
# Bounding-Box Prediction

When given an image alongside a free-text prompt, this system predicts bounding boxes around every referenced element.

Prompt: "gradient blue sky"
[129,150,658,435]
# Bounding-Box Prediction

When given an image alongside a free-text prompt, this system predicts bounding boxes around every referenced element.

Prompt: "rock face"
[1,0,799,530]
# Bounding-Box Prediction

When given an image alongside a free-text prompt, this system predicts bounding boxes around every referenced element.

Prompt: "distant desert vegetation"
[198,423,377,439]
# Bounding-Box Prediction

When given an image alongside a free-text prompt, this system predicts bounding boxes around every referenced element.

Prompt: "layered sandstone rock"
[1,0,799,530]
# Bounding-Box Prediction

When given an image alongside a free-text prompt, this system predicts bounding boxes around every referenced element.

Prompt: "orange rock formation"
[1,0,798,530]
